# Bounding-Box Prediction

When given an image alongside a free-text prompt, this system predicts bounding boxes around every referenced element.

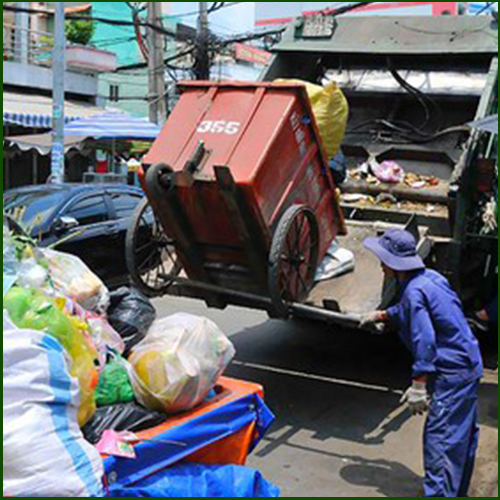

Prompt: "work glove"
[359,311,386,333]
[400,381,430,416]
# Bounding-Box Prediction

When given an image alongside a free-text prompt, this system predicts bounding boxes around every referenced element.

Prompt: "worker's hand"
[359,311,387,333]
[400,381,430,416]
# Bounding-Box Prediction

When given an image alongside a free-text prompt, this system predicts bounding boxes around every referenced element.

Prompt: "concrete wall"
[3,60,98,98]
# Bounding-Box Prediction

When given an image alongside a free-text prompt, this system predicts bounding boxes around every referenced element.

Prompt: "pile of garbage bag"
[4,311,105,497]
[3,222,268,497]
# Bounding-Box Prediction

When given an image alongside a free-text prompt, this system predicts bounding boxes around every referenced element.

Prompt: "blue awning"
[64,111,162,140]
[3,91,106,129]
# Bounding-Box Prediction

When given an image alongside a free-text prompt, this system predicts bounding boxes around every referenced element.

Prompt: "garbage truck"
[127,15,498,328]
[259,14,498,313]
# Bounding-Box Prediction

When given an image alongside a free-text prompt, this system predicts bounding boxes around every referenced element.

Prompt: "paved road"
[153,296,498,497]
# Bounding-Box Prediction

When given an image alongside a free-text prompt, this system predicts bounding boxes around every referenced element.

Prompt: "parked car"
[3,184,145,288]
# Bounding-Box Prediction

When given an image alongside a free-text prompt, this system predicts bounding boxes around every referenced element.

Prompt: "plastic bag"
[276,79,349,158]
[129,313,236,414]
[42,248,110,312]
[17,257,49,289]
[4,287,100,426]
[108,287,156,355]
[87,316,126,363]
[3,227,19,297]
[95,355,135,407]
[315,240,355,282]
[3,311,104,497]
[83,403,168,445]
[109,464,280,498]
[367,157,405,184]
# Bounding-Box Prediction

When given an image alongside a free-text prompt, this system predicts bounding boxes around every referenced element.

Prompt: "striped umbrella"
[63,111,162,140]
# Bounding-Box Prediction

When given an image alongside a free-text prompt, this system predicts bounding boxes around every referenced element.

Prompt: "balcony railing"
[3,23,54,66]
[3,23,117,73]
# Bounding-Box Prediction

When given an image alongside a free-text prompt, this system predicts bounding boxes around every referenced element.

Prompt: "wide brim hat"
[364,231,425,272]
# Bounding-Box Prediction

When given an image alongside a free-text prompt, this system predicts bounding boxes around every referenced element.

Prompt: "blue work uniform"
[387,269,484,497]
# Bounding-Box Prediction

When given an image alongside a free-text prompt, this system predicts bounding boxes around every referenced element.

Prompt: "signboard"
[302,15,336,38]
[234,43,272,66]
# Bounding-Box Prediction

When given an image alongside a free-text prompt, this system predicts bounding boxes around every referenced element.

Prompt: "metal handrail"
[3,22,54,65]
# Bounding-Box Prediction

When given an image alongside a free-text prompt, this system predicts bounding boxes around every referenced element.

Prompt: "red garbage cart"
[126,82,430,325]
[127,82,346,317]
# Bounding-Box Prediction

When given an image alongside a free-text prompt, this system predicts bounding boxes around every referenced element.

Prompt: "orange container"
[102,378,270,488]
[143,82,345,300]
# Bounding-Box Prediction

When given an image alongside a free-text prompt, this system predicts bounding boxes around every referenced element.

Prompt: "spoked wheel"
[268,205,320,318]
[126,198,182,297]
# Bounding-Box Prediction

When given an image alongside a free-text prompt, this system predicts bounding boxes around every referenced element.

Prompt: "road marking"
[232,360,405,395]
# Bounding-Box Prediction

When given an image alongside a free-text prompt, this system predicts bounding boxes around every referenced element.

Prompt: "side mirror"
[54,216,79,234]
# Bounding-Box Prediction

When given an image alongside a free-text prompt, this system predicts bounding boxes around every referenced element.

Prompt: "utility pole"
[195,2,210,80]
[14,2,29,64]
[147,2,167,124]
[51,2,65,183]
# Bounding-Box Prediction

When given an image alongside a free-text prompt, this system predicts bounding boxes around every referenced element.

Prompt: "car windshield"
[3,190,66,229]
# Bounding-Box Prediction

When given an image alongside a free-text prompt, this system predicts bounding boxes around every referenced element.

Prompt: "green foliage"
[65,18,95,46]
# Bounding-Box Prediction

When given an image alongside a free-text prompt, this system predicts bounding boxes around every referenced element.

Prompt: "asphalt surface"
[153,295,498,498]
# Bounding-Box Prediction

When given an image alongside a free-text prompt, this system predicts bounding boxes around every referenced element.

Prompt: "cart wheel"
[269,205,320,318]
[126,198,182,297]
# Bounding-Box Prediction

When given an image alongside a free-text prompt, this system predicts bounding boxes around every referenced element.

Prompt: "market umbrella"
[63,111,162,140]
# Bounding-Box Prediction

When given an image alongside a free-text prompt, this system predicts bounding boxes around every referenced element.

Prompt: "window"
[110,192,142,220]
[66,195,108,226]
[109,84,120,102]
[3,190,67,227]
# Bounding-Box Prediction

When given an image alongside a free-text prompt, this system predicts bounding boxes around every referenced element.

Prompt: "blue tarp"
[104,394,275,488]
[109,464,280,497]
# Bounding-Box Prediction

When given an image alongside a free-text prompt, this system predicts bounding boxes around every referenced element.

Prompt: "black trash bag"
[82,403,168,445]
[107,287,156,355]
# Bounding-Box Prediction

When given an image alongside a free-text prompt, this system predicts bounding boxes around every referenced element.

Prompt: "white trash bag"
[315,240,355,282]
[3,311,104,498]
[129,313,236,414]
[42,249,110,313]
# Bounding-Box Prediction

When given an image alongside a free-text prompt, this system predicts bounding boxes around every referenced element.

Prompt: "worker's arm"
[407,290,437,379]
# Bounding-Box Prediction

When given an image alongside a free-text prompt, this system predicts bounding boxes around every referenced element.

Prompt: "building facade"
[3,2,113,188]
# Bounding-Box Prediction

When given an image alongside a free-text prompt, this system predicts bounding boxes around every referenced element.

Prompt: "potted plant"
[65,18,95,46]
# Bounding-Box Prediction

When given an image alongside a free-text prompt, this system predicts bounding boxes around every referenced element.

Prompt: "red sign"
[234,43,272,66]
[256,2,459,27]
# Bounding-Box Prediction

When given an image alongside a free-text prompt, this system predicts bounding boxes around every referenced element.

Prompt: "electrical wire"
[475,2,495,16]
[115,46,196,72]
[2,4,177,37]
[322,2,378,17]
[163,2,243,19]
[93,36,137,48]
[350,58,446,144]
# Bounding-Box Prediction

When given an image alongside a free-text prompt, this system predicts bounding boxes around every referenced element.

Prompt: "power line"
[115,46,196,72]
[475,2,495,15]
[163,2,243,19]
[93,36,137,47]
[2,4,177,37]
[322,2,378,16]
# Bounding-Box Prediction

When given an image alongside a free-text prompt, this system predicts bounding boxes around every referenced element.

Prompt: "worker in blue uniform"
[361,229,484,497]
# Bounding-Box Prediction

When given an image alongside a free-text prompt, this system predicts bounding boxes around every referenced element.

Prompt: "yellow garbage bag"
[276,79,349,158]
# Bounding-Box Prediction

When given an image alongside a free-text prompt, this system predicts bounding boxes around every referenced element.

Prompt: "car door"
[107,189,144,283]
[55,192,116,283]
